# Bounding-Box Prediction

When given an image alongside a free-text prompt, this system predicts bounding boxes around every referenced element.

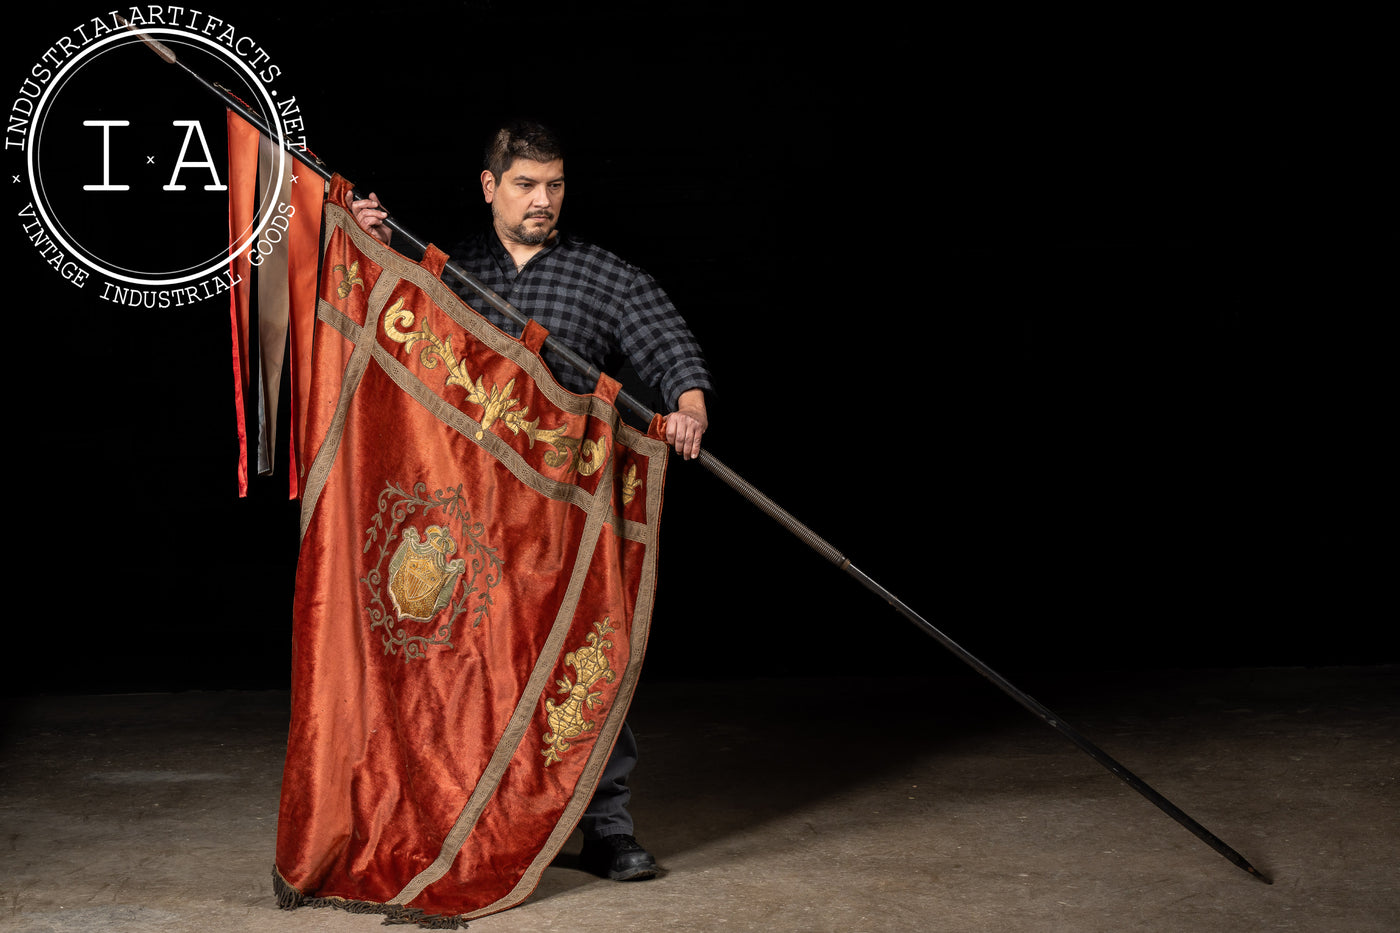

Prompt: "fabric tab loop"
[521,319,550,353]
[421,245,447,277]
[593,372,621,405]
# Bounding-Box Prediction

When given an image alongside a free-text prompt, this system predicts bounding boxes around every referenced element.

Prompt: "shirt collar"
[485,228,564,277]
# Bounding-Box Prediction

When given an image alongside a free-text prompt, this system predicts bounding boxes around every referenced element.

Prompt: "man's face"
[482,157,566,247]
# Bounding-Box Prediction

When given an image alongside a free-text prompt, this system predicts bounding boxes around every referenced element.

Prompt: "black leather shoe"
[580,834,658,881]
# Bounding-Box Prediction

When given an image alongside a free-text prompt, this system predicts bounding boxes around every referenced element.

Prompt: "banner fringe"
[272,866,469,929]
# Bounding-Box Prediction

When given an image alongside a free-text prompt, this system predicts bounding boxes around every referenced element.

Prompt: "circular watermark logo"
[10,10,310,308]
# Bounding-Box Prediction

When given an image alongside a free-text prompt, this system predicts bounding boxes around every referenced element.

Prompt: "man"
[351,119,714,882]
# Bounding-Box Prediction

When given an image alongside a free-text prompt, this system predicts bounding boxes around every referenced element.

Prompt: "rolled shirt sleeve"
[617,267,714,411]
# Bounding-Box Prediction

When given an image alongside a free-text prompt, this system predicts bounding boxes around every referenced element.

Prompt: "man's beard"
[499,209,555,246]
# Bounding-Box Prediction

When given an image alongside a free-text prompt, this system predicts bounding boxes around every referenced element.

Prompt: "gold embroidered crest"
[387,525,466,622]
[361,482,504,661]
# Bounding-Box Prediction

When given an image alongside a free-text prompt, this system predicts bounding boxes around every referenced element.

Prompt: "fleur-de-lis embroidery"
[621,463,642,506]
[332,260,363,299]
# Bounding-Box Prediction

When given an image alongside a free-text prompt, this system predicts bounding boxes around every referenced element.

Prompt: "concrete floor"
[1,666,1395,933]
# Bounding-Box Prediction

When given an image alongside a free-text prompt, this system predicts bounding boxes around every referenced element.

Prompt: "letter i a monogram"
[81,119,227,192]
[82,120,130,191]
[163,120,227,191]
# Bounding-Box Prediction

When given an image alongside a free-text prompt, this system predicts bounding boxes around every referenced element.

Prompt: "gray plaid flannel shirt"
[449,232,714,410]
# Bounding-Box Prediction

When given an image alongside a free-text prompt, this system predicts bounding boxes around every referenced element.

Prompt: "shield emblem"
[387,525,466,622]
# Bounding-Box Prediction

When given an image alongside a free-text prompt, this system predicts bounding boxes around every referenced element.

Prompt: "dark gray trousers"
[581,721,637,838]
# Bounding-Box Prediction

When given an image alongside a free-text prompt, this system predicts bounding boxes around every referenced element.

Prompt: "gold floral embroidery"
[542,619,616,765]
[544,434,610,477]
[383,298,574,449]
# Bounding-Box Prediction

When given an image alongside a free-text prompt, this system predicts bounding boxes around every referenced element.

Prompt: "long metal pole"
[126,19,1272,884]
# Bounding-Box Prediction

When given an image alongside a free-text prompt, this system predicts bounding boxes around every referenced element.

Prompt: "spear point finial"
[116,15,177,64]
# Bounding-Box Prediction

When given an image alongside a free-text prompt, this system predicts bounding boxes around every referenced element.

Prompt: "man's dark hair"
[484,120,565,182]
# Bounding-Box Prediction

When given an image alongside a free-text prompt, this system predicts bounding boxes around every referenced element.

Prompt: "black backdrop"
[6,5,1387,696]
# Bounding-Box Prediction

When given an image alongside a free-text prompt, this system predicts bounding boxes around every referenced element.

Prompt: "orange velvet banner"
[225,112,326,498]
[283,151,325,498]
[226,111,258,496]
[274,175,669,927]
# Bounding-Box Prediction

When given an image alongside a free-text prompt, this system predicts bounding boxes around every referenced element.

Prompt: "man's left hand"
[666,389,709,460]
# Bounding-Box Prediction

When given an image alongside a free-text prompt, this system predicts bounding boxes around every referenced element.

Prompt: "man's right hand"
[350,192,391,245]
